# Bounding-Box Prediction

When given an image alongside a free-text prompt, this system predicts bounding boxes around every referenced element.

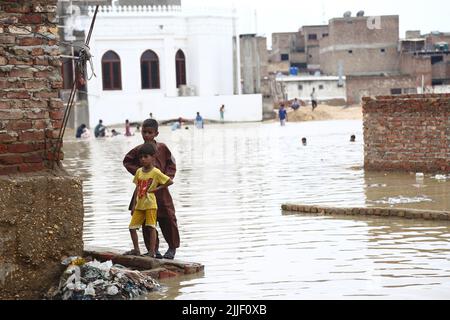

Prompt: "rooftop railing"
[87,5,235,17]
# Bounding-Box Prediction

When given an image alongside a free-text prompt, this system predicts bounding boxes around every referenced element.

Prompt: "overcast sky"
[182,0,450,48]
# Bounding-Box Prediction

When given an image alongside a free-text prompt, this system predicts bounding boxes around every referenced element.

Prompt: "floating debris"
[369,195,433,205]
[432,174,448,181]
[48,257,160,300]
[368,183,388,188]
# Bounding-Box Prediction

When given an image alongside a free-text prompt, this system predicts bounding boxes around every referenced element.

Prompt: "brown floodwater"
[62,120,450,299]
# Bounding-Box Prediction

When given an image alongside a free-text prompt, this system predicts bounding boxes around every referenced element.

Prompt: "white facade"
[84,5,262,127]
[276,75,347,103]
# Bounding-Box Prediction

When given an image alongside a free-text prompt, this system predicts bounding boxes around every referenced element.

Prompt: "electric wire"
[51,5,99,169]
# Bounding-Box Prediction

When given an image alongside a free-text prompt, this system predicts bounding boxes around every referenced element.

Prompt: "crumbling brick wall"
[0,0,63,175]
[363,94,450,173]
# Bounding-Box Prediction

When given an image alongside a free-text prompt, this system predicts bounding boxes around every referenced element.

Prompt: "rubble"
[47,256,160,300]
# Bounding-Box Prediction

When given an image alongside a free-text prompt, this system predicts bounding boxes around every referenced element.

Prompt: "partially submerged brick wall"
[363,94,450,173]
[0,0,64,175]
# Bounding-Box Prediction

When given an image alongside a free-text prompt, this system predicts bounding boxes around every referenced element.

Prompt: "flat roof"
[276,75,345,82]
[301,25,329,28]
[329,14,399,22]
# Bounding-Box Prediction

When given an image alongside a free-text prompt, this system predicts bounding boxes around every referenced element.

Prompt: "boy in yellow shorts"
[125,143,173,257]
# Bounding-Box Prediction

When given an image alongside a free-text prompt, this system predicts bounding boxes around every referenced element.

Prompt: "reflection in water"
[63,121,450,299]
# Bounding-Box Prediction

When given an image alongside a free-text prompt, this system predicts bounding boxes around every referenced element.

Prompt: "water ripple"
[63,121,450,299]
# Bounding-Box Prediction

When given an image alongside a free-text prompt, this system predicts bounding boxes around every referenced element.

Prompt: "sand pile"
[285,105,362,122]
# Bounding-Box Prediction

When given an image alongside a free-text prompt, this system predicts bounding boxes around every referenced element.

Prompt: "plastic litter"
[50,257,160,300]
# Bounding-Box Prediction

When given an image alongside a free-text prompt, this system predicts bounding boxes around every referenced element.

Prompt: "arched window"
[141,50,160,89]
[175,49,186,88]
[101,51,122,90]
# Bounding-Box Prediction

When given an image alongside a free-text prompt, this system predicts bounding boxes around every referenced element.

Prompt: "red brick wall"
[363,94,450,173]
[0,0,63,175]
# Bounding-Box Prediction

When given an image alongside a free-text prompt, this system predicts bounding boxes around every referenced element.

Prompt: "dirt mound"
[286,105,362,122]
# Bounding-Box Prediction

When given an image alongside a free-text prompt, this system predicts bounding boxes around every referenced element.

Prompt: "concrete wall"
[363,94,450,173]
[240,35,262,94]
[0,1,65,175]
[400,53,432,87]
[267,61,290,74]
[346,74,416,105]
[301,25,328,66]
[240,35,269,96]
[0,173,84,299]
[88,93,263,125]
[270,32,297,63]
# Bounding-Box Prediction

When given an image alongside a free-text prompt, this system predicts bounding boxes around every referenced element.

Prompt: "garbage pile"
[50,257,160,300]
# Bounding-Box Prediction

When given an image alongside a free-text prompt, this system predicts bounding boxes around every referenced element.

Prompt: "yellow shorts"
[129,209,157,229]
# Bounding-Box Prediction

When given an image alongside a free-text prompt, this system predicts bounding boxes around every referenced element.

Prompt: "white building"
[84,4,262,127]
[276,75,347,105]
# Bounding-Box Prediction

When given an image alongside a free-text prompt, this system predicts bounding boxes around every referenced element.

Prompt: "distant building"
[319,14,419,104]
[276,75,346,105]
[320,15,400,76]
[239,34,273,118]
[258,13,450,105]
[269,25,328,75]
[82,2,262,126]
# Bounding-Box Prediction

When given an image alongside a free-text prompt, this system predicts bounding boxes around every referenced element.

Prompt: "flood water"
[62,120,450,299]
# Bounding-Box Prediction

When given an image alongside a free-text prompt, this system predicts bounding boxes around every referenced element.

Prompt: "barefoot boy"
[125,143,173,257]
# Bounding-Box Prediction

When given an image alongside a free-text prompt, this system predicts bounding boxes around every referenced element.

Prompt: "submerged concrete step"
[282,204,450,221]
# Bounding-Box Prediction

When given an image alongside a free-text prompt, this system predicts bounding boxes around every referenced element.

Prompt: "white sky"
[182,0,450,48]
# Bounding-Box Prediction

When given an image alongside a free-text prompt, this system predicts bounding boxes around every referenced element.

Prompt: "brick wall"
[346,74,416,105]
[363,94,450,173]
[0,0,63,176]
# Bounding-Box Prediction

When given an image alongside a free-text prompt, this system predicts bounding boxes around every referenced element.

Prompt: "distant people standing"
[125,119,133,137]
[311,88,318,111]
[149,113,153,119]
[291,98,300,111]
[350,135,356,142]
[195,112,204,129]
[278,103,287,126]
[94,119,106,138]
[76,124,86,138]
[219,105,225,123]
